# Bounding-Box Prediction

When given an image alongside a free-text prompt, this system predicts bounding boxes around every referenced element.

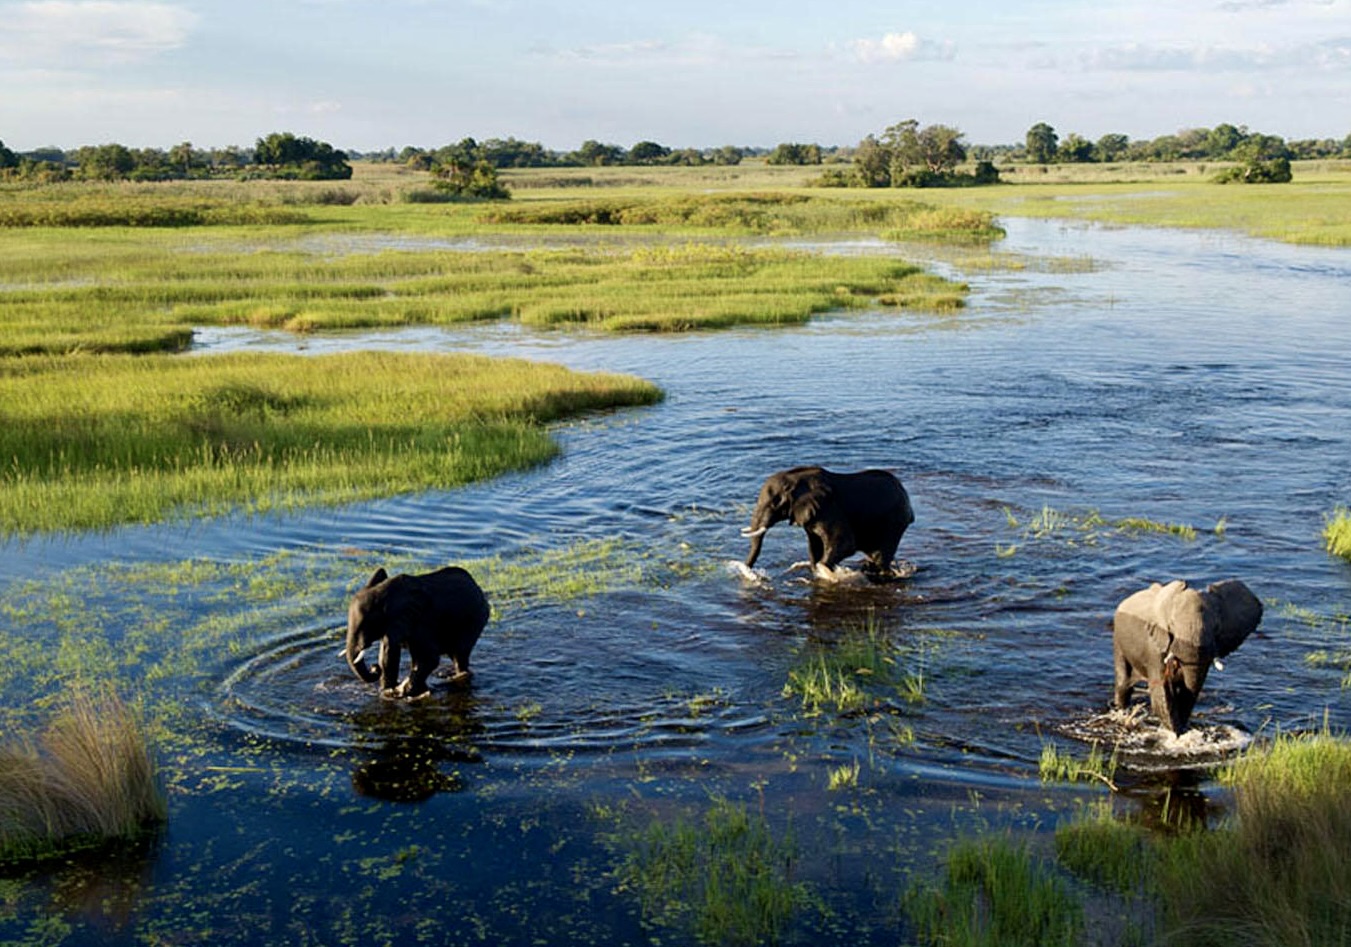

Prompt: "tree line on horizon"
[2,120,1346,186]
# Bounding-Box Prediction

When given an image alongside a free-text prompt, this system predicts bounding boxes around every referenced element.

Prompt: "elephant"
[1112,578,1263,734]
[345,566,490,701]
[741,466,915,579]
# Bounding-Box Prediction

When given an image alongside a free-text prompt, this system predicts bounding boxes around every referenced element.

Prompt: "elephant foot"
[380,687,404,701]
[405,687,432,702]
[444,670,472,686]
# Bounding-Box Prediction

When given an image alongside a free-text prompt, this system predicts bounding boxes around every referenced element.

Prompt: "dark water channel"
[2,219,1350,944]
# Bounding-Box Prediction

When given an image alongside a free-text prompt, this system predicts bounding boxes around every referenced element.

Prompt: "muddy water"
[2,219,1349,944]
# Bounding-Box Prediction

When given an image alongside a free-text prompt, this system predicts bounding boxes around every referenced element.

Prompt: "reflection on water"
[3,219,1351,944]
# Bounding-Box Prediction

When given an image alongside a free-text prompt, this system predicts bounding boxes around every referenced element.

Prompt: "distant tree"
[881,119,921,179]
[254,132,352,179]
[1095,133,1130,162]
[668,148,706,166]
[1057,133,1095,163]
[0,139,16,170]
[572,140,625,166]
[851,135,892,187]
[1025,123,1058,163]
[711,145,744,166]
[916,124,966,172]
[629,140,670,165]
[431,157,511,199]
[1205,123,1245,158]
[767,142,822,165]
[169,141,196,175]
[75,143,136,180]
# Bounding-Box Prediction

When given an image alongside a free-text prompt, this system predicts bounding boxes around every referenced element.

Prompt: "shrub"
[1324,508,1351,561]
[0,688,166,864]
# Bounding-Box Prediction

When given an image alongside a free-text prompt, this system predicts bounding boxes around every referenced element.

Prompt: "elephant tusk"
[1213,657,1225,671]
[740,526,769,538]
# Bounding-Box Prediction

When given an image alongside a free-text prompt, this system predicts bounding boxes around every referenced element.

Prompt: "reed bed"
[0,351,661,534]
[0,688,165,864]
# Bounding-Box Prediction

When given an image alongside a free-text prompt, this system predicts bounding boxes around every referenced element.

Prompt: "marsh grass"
[1324,508,1351,561]
[0,688,165,865]
[0,234,970,352]
[0,351,660,534]
[613,796,809,946]
[1038,742,1119,790]
[1153,731,1351,946]
[783,612,927,716]
[1054,804,1153,895]
[905,836,1083,947]
[1004,505,1202,547]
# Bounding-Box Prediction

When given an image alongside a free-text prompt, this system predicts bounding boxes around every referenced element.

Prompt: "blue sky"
[1,0,1348,151]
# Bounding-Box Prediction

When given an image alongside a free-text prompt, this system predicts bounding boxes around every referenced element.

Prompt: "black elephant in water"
[742,466,915,579]
[1112,578,1263,734]
[345,566,490,700]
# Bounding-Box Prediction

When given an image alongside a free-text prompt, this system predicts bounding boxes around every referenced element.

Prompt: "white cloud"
[1079,37,1351,71]
[0,1,197,66]
[847,31,955,64]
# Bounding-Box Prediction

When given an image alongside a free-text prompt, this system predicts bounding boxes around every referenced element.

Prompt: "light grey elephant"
[1112,578,1263,734]
[345,566,490,700]
[742,466,914,579]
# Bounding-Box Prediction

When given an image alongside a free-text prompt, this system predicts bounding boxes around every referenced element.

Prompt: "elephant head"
[1113,578,1263,734]
[741,467,828,568]
[345,567,391,684]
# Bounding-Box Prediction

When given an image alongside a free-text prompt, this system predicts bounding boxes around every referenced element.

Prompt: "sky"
[1,0,1349,153]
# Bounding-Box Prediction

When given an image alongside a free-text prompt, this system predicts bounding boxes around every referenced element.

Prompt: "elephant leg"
[402,651,440,700]
[447,650,473,684]
[1112,655,1134,710]
[806,532,825,570]
[378,639,402,695]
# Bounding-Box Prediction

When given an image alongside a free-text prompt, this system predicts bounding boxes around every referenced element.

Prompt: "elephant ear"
[366,567,389,589]
[789,477,830,525]
[1207,579,1263,658]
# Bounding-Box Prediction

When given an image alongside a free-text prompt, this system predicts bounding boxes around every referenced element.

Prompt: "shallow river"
[2,218,1349,944]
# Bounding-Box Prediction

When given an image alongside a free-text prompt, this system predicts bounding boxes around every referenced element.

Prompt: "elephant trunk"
[743,526,768,568]
[346,630,380,684]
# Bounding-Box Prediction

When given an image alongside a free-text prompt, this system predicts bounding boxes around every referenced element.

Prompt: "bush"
[1214,157,1293,184]
[0,688,166,864]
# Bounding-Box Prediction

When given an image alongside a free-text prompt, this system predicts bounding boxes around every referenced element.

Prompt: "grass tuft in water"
[1324,508,1351,561]
[783,611,926,716]
[905,836,1082,947]
[0,687,166,865]
[1039,742,1118,789]
[613,796,810,946]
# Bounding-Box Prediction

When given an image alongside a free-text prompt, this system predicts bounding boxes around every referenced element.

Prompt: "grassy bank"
[0,350,660,534]
[910,731,1351,946]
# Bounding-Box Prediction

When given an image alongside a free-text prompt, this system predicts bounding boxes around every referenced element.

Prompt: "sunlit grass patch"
[1038,742,1118,789]
[783,612,928,716]
[1054,803,1153,896]
[905,836,1083,947]
[0,688,165,865]
[1002,505,1206,549]
[1153,730,1351,946]
[611,796,811,946]
[1324,508,1351,561]
[0,351,660,534]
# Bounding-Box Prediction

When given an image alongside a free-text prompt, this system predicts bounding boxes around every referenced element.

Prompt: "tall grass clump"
[1325,508,1351,561]
[905,836,1082,947]
[1154,730,1351,946]
[0,688,166,864]
[613,796,810,946]
[783,611,926,716]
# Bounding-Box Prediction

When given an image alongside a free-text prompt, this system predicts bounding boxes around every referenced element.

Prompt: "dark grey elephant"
[1112,578,1263,734]
[345,566,490,700]
[741,466,915,578]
